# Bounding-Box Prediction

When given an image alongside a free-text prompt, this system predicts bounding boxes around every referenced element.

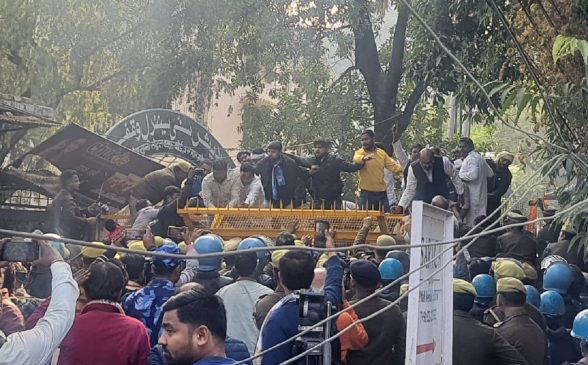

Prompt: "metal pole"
[323,301,332,364]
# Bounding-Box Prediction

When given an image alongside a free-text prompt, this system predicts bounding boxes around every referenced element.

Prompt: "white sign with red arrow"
[405,201,454,365]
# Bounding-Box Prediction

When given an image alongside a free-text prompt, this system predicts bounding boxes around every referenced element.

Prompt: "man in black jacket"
[487,151,514,222]
[255,141,307,208]
[288,139,363,209]
[47,169,97,240]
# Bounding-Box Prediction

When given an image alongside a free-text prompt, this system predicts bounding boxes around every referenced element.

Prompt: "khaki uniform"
[489,308,546,365]
[453,310,528,365]
[253,287,286,329]
[496,229,538,266]
[347,296,405,365]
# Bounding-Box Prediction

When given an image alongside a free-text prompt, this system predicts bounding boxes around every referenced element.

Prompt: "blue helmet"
[239,237,269,266]
[193,234,224,272]
[572,309,588,341]
[540,290,565,316]
[385,250,410,274]
[379,258,404,281]
[525,285,541,308]
[543,262,574,294]
[472,274,496,299]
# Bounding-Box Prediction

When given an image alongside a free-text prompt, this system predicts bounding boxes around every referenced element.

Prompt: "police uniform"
[496,213,538,266]
[453,280,527,365]
[489,278,546,365]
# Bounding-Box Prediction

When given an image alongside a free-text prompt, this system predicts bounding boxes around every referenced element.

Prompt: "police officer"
[452,279,527,365]
[490,278,546,365]
[496,212,538,266]
[540,290,581,365]
[525,285,541,308]
[470,274,496,322]
[544,261,578,328]
[570,309,588,365]
[378,258,403,302]
[192,234,234,292]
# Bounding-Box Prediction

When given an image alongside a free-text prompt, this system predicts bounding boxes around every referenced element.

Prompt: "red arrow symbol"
[416,340,436,354]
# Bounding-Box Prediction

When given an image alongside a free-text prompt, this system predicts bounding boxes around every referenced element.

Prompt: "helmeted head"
[379,258,403,281]
[472,274,496,300]
[540,290,566,317]
[572,309,588,341]
[385,250,410,275]
[238,236,268,268]
[525,285,541,308]
[543,262,574,294]
[193,235,224,272]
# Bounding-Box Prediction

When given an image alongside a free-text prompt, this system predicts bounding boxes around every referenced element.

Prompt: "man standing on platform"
[353,130,403,211]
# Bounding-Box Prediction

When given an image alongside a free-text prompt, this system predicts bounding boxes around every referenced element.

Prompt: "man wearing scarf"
[255,141,307,208]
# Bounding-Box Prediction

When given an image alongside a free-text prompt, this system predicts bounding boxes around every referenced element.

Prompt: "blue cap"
[350,259,381,288]
[152,244,181,269]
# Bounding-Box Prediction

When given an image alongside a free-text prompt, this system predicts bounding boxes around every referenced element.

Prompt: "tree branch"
[0,129,27,167]
[387,2,410,105]
[351,0,382,98]
[395,82,425,141]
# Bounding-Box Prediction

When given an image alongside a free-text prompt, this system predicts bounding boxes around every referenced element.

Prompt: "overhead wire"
[233,153,564,364]
[279,197,588,365]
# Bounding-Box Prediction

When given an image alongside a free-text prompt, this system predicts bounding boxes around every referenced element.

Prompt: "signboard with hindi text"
[405,201,454,365]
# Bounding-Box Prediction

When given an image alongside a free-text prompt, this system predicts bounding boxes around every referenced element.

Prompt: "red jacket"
[58,302,150,365]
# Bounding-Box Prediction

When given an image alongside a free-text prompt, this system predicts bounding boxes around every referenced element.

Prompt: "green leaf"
[552,35,577,64]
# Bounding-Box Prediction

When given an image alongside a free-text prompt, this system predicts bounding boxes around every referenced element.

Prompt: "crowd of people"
[1,128,587,365]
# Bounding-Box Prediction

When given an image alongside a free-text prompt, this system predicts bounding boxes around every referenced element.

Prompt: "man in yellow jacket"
[353,130,403,212]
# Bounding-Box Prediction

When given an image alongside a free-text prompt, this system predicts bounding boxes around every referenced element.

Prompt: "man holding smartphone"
[0,238,79,364]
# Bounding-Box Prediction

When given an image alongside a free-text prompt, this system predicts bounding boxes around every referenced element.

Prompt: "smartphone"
[314,220,330,248]
[125,229,146,241]
[1,240,41,262]
[167,226,187,240]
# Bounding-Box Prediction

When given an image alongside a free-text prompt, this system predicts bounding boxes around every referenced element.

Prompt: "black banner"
[105,109,234,167]
[27,124,163,208]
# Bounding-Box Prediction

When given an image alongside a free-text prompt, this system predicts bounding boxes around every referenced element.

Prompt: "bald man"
[396,148,464,212]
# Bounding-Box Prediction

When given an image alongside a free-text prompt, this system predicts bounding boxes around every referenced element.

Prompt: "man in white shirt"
[458,137,494,227]
[132,199,160,229]
[201,159,240,208]
[235,163,265,208]
[0,239,79,365]
[396,148,464,212]
[216,250,273,354]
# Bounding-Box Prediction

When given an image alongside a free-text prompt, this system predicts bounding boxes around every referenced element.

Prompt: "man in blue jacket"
[258,230,343,364]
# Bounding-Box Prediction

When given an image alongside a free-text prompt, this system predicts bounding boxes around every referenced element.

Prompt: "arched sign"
[105,109,234,167]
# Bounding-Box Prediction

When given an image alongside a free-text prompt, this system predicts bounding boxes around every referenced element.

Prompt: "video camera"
[292,290,337,365]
